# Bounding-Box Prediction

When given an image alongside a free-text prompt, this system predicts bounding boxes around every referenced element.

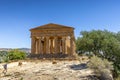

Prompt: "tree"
[76,30,120,77]
[116,31,120,41]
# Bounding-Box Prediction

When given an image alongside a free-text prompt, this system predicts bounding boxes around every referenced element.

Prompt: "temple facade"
[30,23,76,58]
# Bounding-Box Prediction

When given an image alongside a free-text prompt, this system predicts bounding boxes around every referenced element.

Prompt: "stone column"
[50,39,53,53]
[41,39,44,54]
[31,37,35,54]
[49,39,52,53]
[46,37,50,54]
[36,39,39,54]
[62,37,65,54]
[43,38,46,54]
[39,37,42,54]
[65,37,67,54]
[60,39,62,53]
[72,32,76,55]
[70,36,74,55]
[57,39,60,53]
[62,37,67,54]
[34,39,36,54]
[54,37,58,54]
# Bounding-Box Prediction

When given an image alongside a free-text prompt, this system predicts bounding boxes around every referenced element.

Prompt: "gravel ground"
[0,60,93,80]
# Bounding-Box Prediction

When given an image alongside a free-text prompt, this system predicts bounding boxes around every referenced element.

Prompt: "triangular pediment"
[30,23,74,31]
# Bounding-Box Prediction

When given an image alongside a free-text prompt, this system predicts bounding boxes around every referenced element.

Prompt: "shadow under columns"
[28,53,76,60]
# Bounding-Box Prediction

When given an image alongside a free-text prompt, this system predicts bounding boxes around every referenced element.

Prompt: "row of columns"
[31,36,75,55]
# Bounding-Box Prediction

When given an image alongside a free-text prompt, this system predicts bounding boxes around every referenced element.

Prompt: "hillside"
[0,48,31,53]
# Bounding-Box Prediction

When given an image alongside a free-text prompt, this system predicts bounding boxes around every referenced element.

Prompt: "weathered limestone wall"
[30,23,76,58]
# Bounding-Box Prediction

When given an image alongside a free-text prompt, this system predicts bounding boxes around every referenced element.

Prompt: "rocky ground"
[0,60,94,80]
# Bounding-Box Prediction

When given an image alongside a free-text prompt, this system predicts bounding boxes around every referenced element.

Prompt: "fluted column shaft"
[54,37,58,54]
[31,37,35,54]
[70,36,73,55]
[73,36,76,55]
[62,37,65,54]
[38,37,42,54]
[65,37,67,54]
[64,37,67,54]
[46,37,50,54]
[50,39,53,53]
[36,39,39,54]
[70,35,76,55]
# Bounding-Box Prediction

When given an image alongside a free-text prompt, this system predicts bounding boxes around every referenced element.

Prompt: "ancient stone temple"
[30,23,76,58]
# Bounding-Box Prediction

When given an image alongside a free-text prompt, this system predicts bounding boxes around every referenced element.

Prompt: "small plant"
[4,74,12,77]
[3,56,9,62]
[88,55,113,80]
[20,77,23,80]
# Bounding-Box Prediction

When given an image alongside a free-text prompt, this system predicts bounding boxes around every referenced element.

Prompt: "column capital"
[46,36,50,39]
[63,37,67,40]
[31,36,36,39]
[38,37,42,39]
[54,37,58,39]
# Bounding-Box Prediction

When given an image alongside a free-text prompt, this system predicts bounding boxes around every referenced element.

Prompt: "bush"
[0,51,9,63]
[112,65,120,78]
[0,56,3,63]
[7,49,26,60]
[88,55,113,80]
[0,51,8,56]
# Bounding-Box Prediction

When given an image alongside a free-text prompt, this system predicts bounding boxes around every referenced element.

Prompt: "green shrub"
[3,56,9,62]
[0,56,3,63]
[7,49,26,60]
[0,56,9,63]
[0,51,8,56]
[0,51,8,62]
[112,65,120,78]
[88,55,113,80]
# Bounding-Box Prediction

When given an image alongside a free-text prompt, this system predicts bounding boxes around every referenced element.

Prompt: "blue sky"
[0,0,120,48]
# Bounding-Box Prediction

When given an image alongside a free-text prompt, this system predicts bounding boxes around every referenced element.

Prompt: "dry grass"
[0,59,93,80]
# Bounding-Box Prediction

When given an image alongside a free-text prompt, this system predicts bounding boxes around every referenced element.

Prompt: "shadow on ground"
[69,63,88,70]
[80,75,99,80]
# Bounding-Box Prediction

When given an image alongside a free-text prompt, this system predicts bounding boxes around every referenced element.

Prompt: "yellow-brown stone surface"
[30,23,76,58]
